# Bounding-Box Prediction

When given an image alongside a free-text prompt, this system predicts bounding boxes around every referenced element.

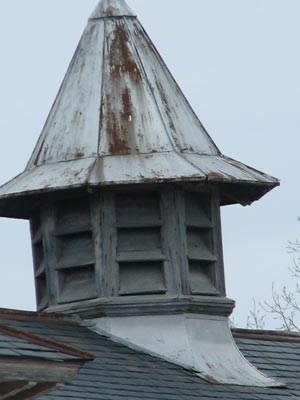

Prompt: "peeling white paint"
[0,153,278,199]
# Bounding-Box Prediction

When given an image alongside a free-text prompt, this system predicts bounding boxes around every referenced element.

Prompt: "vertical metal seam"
[124,18,209,177]
[97,19,107,157]
[133,24,220,156]
[176,190,190,295]
[123,18,178,153]
[26,29,85,170]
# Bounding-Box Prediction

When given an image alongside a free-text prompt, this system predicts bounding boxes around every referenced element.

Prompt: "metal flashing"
[91,313,284,387]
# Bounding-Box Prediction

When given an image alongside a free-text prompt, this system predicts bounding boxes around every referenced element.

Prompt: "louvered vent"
[30,189,224,311]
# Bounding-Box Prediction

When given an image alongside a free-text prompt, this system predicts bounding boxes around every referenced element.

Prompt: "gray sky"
[0,0,299,328]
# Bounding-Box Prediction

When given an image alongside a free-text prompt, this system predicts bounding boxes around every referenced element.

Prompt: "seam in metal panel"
[131,20,220,156]
[124,18,178,154]
[97,19,107,158]
[26,27,87,171]
[125,18,207,178]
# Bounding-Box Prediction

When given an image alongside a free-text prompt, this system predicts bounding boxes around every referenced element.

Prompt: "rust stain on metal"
[180,146,194,153]
[121,87,134,120]
[136,174,165,184]
[104,6,118,16]
[107,115,126,154]
[74,149,85,159]
[109,24,142,82]
[102,21,144,156]
[106,96,131,155]
[207,172,225,180]
[201,372,221,385]
[155,78,176,132]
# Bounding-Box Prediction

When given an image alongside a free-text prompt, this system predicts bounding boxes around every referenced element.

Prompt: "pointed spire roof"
[90,0,135,18]
[0,0,278,218]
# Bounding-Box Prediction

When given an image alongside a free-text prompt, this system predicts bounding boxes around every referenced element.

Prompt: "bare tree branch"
[247,221,300,332]
[261,285,300,332]
[247,299,266,330]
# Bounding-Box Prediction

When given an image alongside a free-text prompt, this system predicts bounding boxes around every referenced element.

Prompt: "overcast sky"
[0,0,299,328]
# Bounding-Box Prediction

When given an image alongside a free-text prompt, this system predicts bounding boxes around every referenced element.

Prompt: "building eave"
[0,152,279,218]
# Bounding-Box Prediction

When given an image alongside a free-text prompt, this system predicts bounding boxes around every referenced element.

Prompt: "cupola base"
[89,313,283,387]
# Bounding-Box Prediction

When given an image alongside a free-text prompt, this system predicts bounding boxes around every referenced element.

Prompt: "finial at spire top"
[90,0,136,19]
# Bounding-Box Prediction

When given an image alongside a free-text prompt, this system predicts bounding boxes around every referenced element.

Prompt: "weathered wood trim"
[211,191,226,296]
[0,358,84,382]
[160,189,180,293]
[0,382,37,400]
[46,295,235,318]
[0,381,28,398]
[41,204,58,308]
[101,192,118,297]
[175,189,190,294]
[3,382,56,400]
[116,253,166,262]
[29,214,43,311]
[90,194,103,297]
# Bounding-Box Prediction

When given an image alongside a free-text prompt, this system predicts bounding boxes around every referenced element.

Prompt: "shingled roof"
[0,309,299,400]
[0,314,92,399]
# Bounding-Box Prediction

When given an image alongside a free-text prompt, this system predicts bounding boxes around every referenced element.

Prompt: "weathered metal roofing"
[92,314,282,387]
[90,0,135,18]
[0,0,279,217]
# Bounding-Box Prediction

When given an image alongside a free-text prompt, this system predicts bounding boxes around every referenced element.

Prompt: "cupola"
[0,0,280,387]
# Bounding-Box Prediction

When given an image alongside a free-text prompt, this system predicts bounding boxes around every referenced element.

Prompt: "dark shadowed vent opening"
[116,192,166,295]
[31,214,48,310]
[55,198,96,304]
[185,192,219,295]
[31,198,97,310]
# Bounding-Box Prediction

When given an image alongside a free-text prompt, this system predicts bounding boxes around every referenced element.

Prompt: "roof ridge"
[232,328,300,342]
[0,308,80,325]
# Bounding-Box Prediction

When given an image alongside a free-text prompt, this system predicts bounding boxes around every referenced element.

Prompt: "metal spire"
[0,1,279,218]
[90,0,135,19]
